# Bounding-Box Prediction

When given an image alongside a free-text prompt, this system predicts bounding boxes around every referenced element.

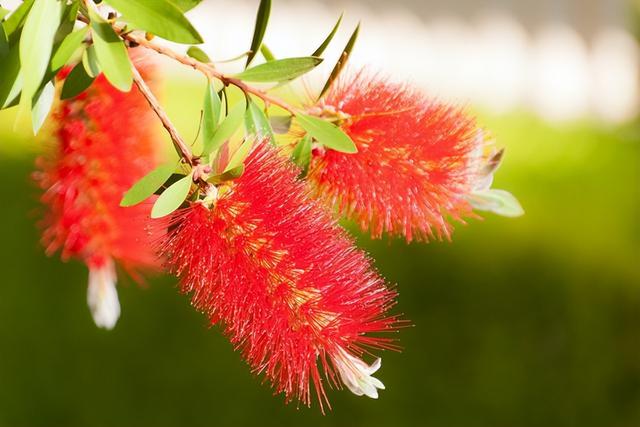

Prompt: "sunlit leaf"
[234,57,322,82]
[296,113,356,153]
[151,173,193,218]
[89,6,132,91]
[171,0,203,12]
[203,102,245,157]
[82,45,101,78]
[291,135,312,177]
[60,62,95,99]
[202,80,221,148]
[260,44,275,61]
[121,162,178,207]
[51,26,89,71]
[312,13,343,57]
[31,80,54,134]
[19,0,63,106]
[245,99,274,142]
[319,22,359,99]
[104,0,203,44]
[468,189,525,218]
[187,45,210,63]
[246,0,271,67]
[3,0,34,42]
[224,138,254,173]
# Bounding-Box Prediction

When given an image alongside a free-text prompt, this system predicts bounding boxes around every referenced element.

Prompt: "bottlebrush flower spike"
[306,70,520,242]
[34,53,162,329]
[161,142,399,410]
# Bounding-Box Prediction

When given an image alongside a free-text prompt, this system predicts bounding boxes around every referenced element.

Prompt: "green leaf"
[60,62,95,99]
[291,135,312,176]
[224,139,254,173]
[51,26,89,71]
[3,0,34,42]
[203,102,245,157]
[121,162,178,207]
[19,0,63,106]
[260,43,275,61]
[468,189,525,218]
[296,113,356,153]
[319,22,359,99]
[31,80,55,134]
[171,0,203,12]
[151,173,193,218]
[234,57,322,82]
[104,0,203,44]
[208,165,245,183]
[0,46,22,109]
[187,45,210,63]
[0,7,10,21]
[244,100,274,142]
[89,7,132,92]
[0,24,8,57]
[246,0,271,67]
[312,13,343,57]
[202,81,221,148]
[82,45,101,78]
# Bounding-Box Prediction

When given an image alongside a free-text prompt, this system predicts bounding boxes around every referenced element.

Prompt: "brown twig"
[120,30,298,115]
[131,65,195,166]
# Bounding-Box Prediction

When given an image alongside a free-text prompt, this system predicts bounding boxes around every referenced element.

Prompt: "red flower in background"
[161,143,399,410]
[307,71,489,242]
[34,53,162,329]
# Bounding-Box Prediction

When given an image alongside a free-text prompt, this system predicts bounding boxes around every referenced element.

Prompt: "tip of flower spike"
[333,347,386,399]
[87,261,121,330]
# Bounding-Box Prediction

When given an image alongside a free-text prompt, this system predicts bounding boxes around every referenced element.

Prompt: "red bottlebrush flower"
[306,70,489,242]
[34,53,162,329]
[161,143,399,409]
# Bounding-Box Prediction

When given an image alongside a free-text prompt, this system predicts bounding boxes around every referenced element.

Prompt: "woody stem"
[130,65,196,166]
[119,30,298,115]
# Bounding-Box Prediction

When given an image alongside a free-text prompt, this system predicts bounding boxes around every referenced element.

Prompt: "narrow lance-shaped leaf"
[89,6,132,91]
[468,189,525,218]
[234,57,323,82]
[202,80,221,148]
[312,13,343,57]
[224,139,255,173]
[270,115,292,134]
[291,135,312,177]
[0,24,8,57]
[319,22,360,99]
[121,162,178,207]
[187,46,210,63]
[60,62,95,100]
[50,26,89,71]
[19,0,63,108]
[172,0,204,12]
[296,113,357,153]
[3,0,34,42]
[260,44,275,61]
[151,173,193,218]
[245,99,274,142]
[203,102,245,157]
[82,45,101,78]
[104,0,203,44]
[0,46,22,109]
[246,0,271,67]
[31,80,55,134]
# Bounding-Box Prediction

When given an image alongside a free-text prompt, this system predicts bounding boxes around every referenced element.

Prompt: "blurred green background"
[0,76,639,427]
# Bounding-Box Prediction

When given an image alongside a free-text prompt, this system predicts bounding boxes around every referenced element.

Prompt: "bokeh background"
[1,0,639,426]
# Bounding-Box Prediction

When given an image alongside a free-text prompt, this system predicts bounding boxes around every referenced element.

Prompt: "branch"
[131,65,195,166]
[120,30,298,115]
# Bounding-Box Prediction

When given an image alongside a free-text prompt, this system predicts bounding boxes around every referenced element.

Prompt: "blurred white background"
[183,0,639,123]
